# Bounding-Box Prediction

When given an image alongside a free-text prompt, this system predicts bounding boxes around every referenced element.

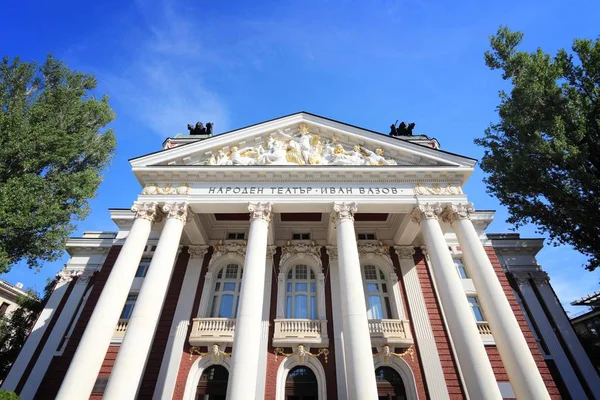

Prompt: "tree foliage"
[0,55,116,272]
[0,280,53,382]
[475,27,600,270]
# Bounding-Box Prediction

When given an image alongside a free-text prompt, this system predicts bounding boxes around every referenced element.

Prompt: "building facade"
[0,278,28,318]
[3,113,599,399]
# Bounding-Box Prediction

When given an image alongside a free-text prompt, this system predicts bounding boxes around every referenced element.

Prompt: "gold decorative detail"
[374,345,415,363]
[142,183,190,195]
[274,345,329,363]
[297,123,310,135]
[414,183,463,196]
[189,344,230,361]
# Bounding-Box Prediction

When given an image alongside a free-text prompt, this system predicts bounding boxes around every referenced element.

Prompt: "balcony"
[189,318,236,346]
[112,319,128,342]
[368,319,413,346]
[273,319,329,347]
[477,321,495,344]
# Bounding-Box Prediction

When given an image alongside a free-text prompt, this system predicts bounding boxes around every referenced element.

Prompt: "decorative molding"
[394,246,415,260]
[373,345,415,363]
[142,183,190,195]
[189,344,230,363]
[131,201,160,222]
[280,243,322,267]
[188,245,209,259]
[163,202,189,222]
[331,202,358,225]
[266,245,277,257]
[57,270,82,283]
[325,246,338,260]
[274,345,329,364]
[248,202,272,223]
[358,242,390,256]
[441,203,474,223]
[414,183,463,196]
[410,203,442,223]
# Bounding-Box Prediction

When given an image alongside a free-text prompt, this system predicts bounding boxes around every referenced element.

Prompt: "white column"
[104,202,188,400]
[513,273,587,399]
[56,201,159,400]
[332,202,378,400]
[19,271,95,400]
[415,203,502,400]
[394,247,450,400]
[1,270,74,391]
[532,272,600,397]
[326,246,348,400]
[153,245,209,400]
[227,202,272,400]
[445,203,551,400]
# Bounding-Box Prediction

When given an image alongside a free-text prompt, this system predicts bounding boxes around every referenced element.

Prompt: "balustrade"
[189,318,236,346]
[273,319,328,347]
[368,319,413,345]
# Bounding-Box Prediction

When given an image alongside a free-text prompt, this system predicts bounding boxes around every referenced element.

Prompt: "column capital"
[188,245,209,259]
[57,269,82,283]
[163,202,189,223]
[411,203,442,223]
[132,201,160,222]
[75,271,95,285]
[266,245,277,257]
[331,202,358,225]
[325,245,338,260]
[441,202,474,223]
[394,246,415,259]
[248,202,272,223]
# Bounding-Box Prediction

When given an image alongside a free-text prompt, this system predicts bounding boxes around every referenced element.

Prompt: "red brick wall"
[484,247,561,399]
[90,345,120,399]
[34,245,122,399]
[413,249,467,400]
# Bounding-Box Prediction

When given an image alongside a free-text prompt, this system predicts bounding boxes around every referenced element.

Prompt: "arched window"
[375,367,406,400]
[362,265,392,319]
[196,365,228,400]
[210,264,242,318]
[285,366,318,400]
[286,265,317,319]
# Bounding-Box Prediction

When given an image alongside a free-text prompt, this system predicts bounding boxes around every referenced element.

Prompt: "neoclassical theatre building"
[4,113,600,400]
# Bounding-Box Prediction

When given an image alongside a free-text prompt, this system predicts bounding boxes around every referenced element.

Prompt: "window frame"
[209,263,243,319]
[361,264,393,320]
[285,265,317,319]
[120,294,138,320]
[453,257,469,279]
[468,296,486,322]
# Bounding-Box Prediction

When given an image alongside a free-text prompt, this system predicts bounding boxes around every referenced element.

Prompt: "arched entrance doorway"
[195,365,228,400]
[285,366,319,400]
[375,366,407,400]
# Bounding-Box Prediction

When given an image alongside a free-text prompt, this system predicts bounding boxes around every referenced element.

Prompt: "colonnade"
[55,200,550,400]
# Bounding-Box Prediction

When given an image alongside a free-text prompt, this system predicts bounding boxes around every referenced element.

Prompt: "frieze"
[414,183,463,196]
[142,183,190,195]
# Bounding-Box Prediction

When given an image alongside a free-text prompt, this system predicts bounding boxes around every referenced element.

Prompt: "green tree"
[475,27,600,270]
[0,55,116,272]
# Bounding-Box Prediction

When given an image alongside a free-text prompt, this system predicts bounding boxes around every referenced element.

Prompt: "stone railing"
[368,319,413,345]
[113,319,129,340]
[189,318,236,346]
[273,319,329,347]
[476,321,493,336]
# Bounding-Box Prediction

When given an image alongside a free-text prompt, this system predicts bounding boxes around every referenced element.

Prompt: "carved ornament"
[441,203,474,223]
[274,344,329,364]
[281,243,322,267]
[188,245,210,259]
[332,202,358,225]
[414,183,463,196]
[142,183,190,195]
[325,246,338,260]
[163,202,189,222]
[131,201,160,222]
[57,269,82,283]
[374,345,415,363]
[248,202,272,223]
[189,344,230,362]
[410,203,442,223]
[394,246,416,260]
[75,270,95,285]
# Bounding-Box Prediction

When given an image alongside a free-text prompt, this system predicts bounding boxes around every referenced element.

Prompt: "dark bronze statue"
[389,120,415,136]
[187,121,214,135]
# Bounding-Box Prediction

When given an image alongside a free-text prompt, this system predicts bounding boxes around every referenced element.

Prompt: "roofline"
[129,111,478,163]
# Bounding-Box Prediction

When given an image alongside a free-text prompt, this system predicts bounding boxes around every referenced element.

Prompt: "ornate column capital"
[248,202,272,223]
[331,202,358,225]
[325,245,338,260]
[188,245,209,259]
[58,269,81,283]
[410,203,442,223]
[132,201,160,222]
[75,270,95,285]
[441,203,474,223]
[163,202,189,222]
[394,246,415,259]
[266,245,277,257]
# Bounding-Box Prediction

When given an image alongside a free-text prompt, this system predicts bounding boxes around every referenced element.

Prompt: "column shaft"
[226,203,271,400]
[449,204,550,400]
[333,203,378,400]
[104,202,188,399]
[417,203,502,400]
[56,202,158,400]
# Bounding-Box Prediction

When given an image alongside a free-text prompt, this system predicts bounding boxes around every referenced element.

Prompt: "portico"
[51,113,552,400]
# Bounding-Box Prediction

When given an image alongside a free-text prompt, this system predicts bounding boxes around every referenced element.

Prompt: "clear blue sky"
[1,0,599,313]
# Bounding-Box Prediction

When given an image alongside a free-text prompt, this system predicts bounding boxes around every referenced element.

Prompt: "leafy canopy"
[476,27,600,270]
[0,55,116,272]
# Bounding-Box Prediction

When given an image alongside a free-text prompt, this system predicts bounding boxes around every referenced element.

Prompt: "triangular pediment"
[130,112,476,169]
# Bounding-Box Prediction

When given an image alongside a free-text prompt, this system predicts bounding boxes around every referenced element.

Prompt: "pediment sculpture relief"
[203,124,398,166]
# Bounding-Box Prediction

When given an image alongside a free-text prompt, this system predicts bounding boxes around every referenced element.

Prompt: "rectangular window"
[358,233,377,240]
[292,233,311,240]
[0,302,9,317]
[120,294,138,320]
[454,258,468,279]
[468,296,485,322]
[227,232,245,240]
[135,257,152,278]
